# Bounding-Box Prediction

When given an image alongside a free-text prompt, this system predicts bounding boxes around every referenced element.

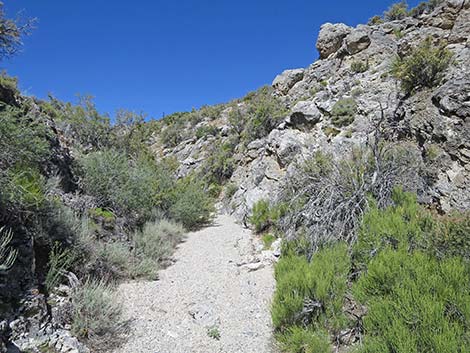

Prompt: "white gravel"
[116,214,277,353]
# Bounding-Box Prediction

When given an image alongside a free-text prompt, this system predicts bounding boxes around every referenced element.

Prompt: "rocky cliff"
[152,0,469,221]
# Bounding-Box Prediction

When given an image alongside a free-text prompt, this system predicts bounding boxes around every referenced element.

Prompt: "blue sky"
[3,0,421,119]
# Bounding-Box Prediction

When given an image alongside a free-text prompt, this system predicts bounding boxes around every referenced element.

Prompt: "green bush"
[201,141,236,185]
[195,125,218,139]
[391,38,453,94]
[262,234,276,250]
[331,98,357,127]
[384,1,408,21]
[354,249,470,353]
[351,60,369,73]
[71,280,124,348]
[272,243,350,334]
[368,15,384,25]
[45,242,76,291]
[250,200,286,234]
[134,219,184,265]
[168,179,214,229]
[3,167,46,212]
[79,150,171,221]
[276,326,331,353]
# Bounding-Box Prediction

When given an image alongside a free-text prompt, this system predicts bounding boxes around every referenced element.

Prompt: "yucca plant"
[0,226,17,271]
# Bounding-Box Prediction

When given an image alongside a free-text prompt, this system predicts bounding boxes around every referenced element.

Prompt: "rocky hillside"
[153,0,469,221]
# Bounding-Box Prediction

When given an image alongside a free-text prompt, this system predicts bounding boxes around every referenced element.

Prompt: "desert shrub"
[79,150,172,222]
[160,116,186,147]
[2,167,47,212]
[276,326,331,353]
[354,249,470,353]
[409,2,429,17]
[224,182,238,199]
[279,143,420,255]
[45,242,76,291]
[355,190,470,266]
[272,242,350,334]
[134,219,184,265]
[0,226,17,271]
[195,125,218,139]
[391,38,453,94]
[71,280,125,349]
[200,141,236,185]
[239,86,287,143]
[168,179,214,229]
[384,1,409,21]
[351,61,369,73]
[331,98,357,127]
[368,15,384,25]
[97,242,131,276]
[262,234,276,250]
[250,200,287,234]
[46,95,111,149]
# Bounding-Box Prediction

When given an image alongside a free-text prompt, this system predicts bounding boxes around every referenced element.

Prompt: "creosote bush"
[391,38,453,94]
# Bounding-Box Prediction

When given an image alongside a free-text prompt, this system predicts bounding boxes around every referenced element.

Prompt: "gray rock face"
[344,28,371,54]
[272,69,305,94]
[316,23,352,58]
[155,2,470,221]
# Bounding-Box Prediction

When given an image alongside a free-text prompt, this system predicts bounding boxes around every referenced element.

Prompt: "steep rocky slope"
[153,0,469,220]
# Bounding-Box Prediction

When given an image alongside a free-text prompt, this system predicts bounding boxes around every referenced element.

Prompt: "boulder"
[272,68,305,94]
[289,101,323,128]
[345,29,371,54]
[316,23,352,58]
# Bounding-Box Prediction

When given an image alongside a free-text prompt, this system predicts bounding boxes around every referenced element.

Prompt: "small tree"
[0,2,35,59]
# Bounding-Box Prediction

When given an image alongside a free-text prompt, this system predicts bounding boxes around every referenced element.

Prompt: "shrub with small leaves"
[391,38,453,94]
[331,98,357,127]
[351,60,369,73]
[384,1,408,21]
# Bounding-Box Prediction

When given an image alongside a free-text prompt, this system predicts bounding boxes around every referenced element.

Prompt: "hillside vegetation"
[1,0,470,352]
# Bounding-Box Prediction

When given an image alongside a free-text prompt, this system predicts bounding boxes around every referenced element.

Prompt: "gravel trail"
[116,214,277,353]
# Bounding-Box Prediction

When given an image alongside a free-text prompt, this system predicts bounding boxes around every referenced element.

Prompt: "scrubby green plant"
[207,326,221,340]
[160,120,185,147]
[354,248,470,353]
[331,98,357,127]
[262,233,277,250]
[45,242,76,291]
[168,179,214,229]
[200,141,236,185]
[0,226,17,271]
[195,125,218,139]
[224,182,238,199]
[134,219,184,266]
[368,15,384,25]
[276,326,331,353]
[0,3,35,59]
[391,38,453,94]
[272,243,350,334]
[351,60,369,73]
[71,280,124,348]
[384,1,409,21]
[323,126,341,137]
[250,200,287,234]
[3,167,46,212]
[393,28,404,39]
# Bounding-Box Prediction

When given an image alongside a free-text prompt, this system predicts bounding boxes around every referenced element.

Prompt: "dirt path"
[116,214,277,353]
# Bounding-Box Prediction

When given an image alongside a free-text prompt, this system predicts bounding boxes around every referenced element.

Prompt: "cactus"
[0,226,17,271]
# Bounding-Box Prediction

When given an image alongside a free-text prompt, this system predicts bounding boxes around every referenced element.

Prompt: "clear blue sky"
[3,0,420,119]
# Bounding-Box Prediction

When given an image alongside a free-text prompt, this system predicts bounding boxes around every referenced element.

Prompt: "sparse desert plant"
[46,242,76,291]
[71,279,125,349]
[331,98,357,127]
[250,200,287,234]
[391,38,453,94]
[0,226,17,271]
[368,15,384,25]
[383,1,408,21]
[207,326,221,340]
[134,219,185,266]
[351,60,369,73]
[262,234,277,250]
[279,138,420,256]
